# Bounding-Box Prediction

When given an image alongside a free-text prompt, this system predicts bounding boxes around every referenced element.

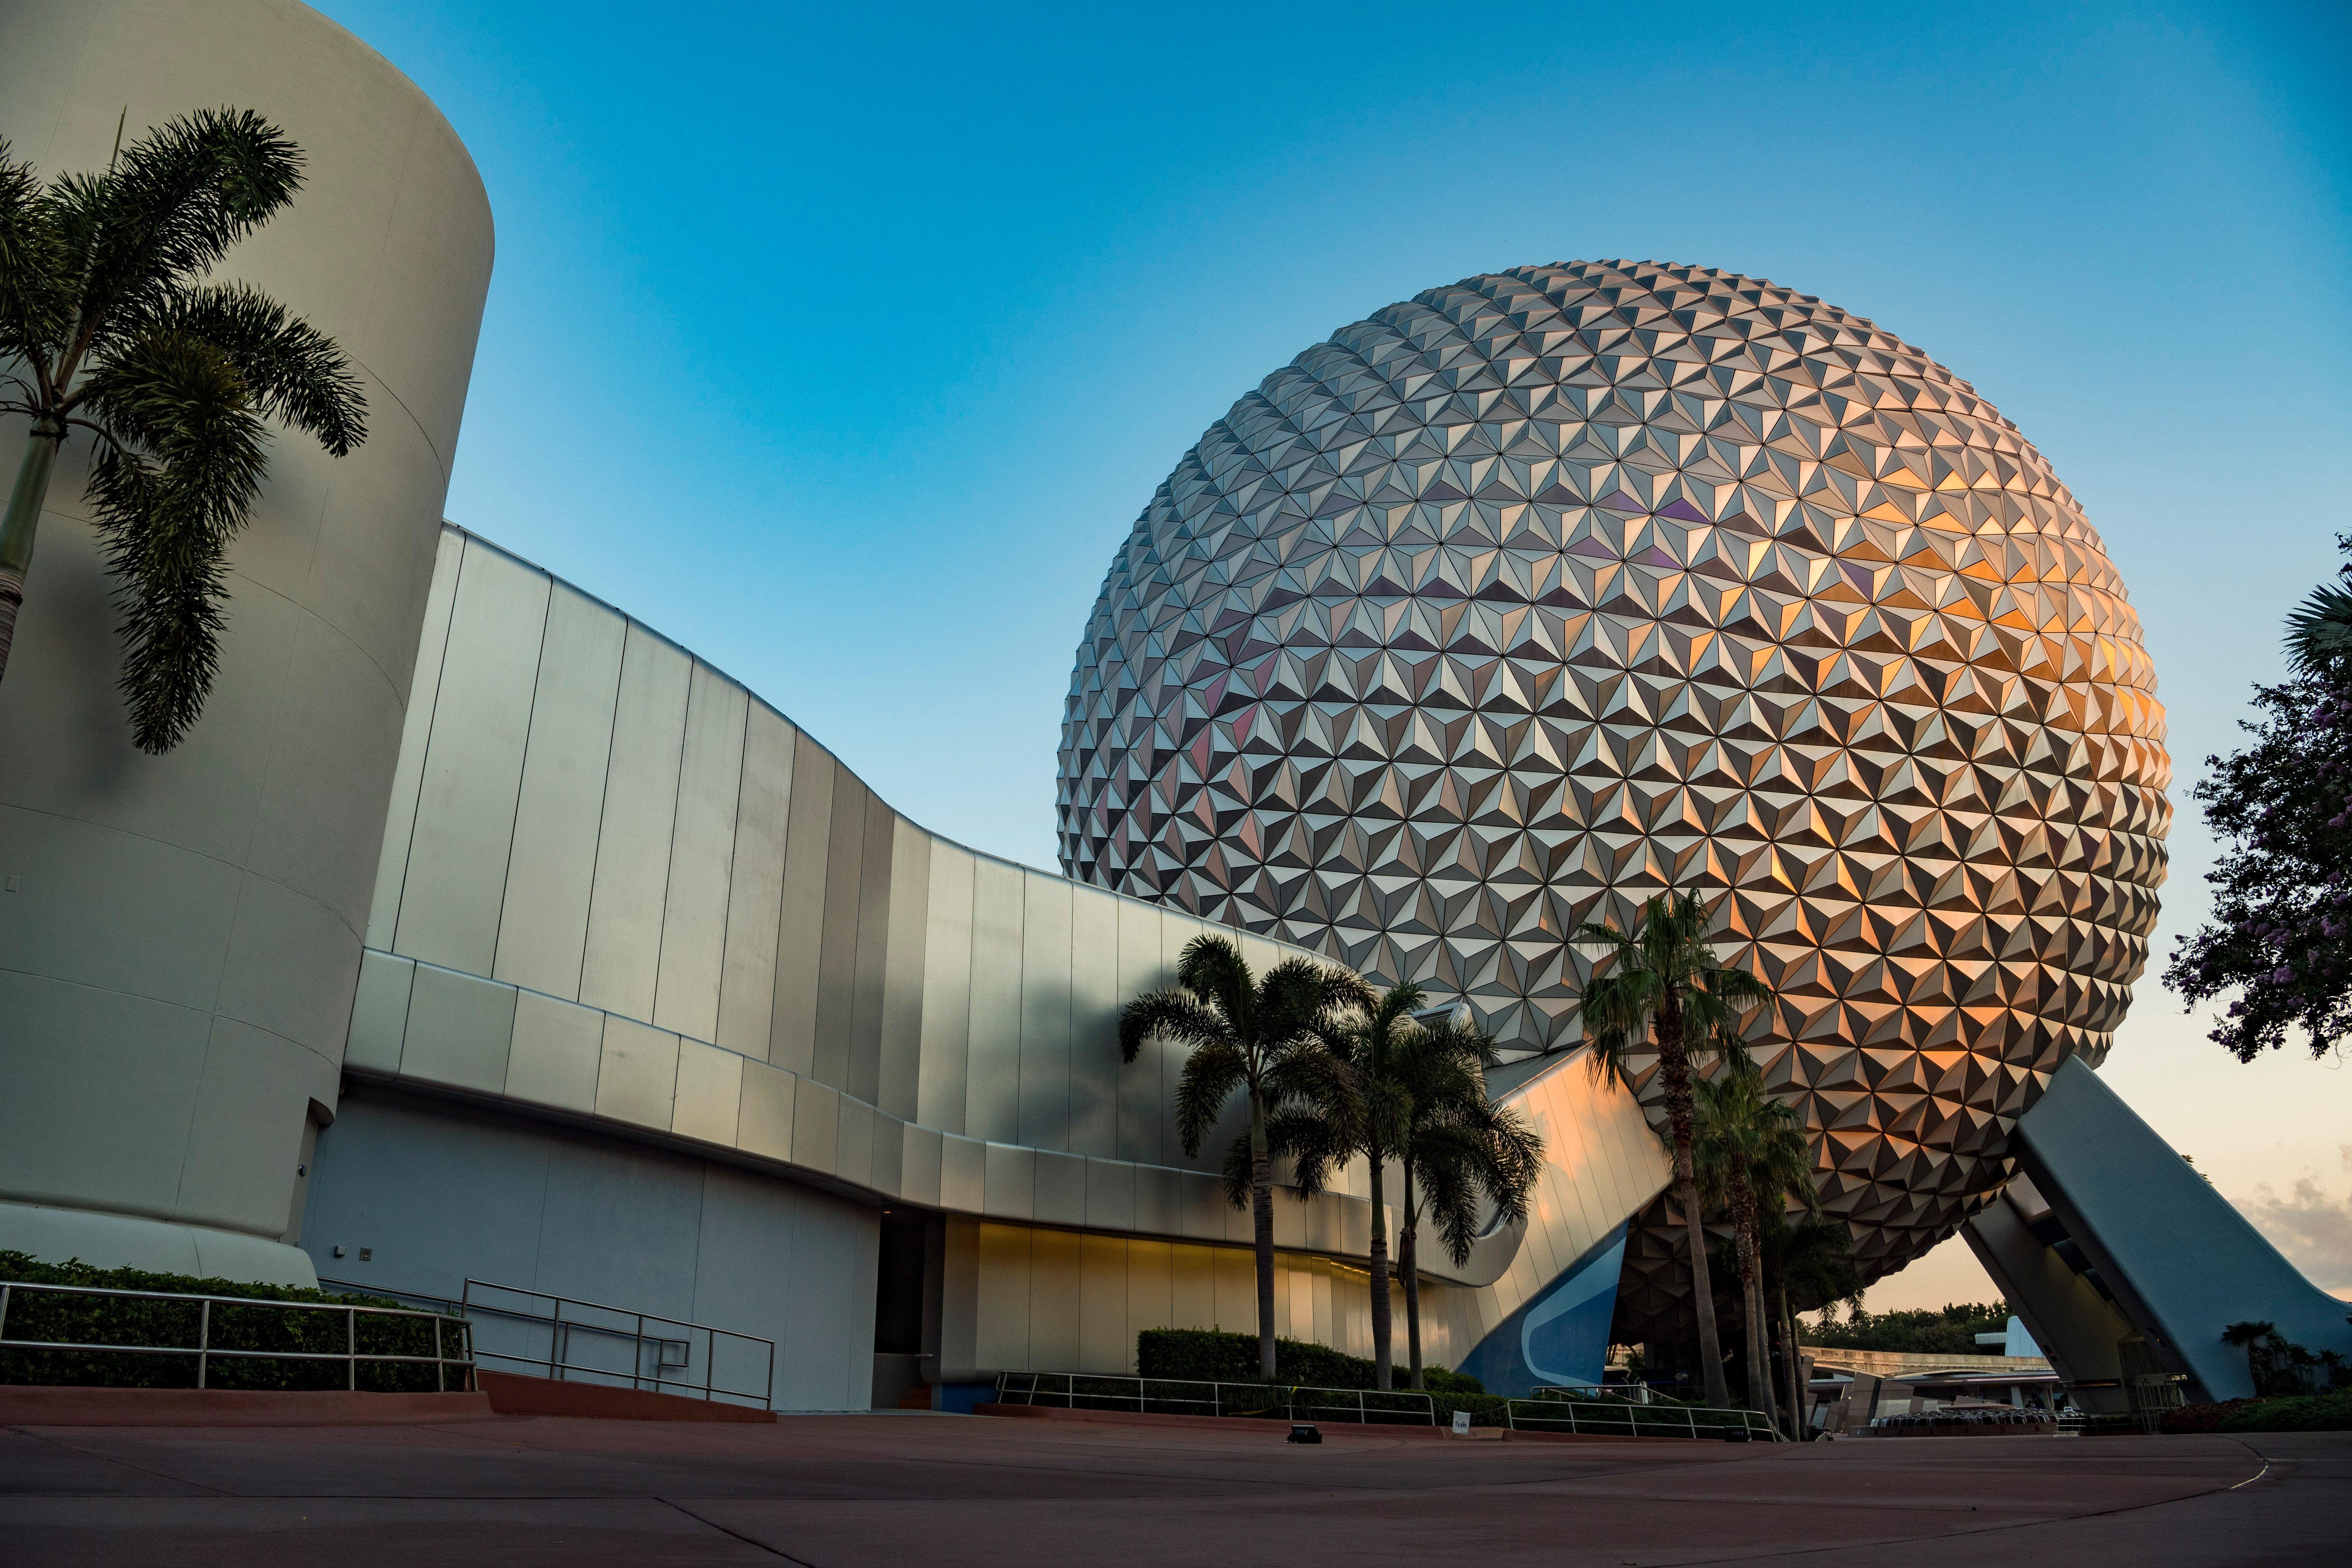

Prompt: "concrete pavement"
[3,1410,2343,1565]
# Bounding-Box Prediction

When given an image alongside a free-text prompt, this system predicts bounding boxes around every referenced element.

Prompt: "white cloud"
[2234,1145,2352,1294]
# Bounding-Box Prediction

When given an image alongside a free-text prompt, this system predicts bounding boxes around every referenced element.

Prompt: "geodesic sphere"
[1056,259,2170,1279]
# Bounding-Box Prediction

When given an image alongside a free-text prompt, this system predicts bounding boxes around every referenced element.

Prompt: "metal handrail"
[1534,1381,1654,1406]
[1507,1392,1782,1441]
[994,1371,1435,1425]
[0,1281,474,1392]
[459,1279,775,1410]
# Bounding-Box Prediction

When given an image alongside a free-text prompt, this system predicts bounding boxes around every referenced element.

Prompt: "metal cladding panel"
[1134,1164,1179,1238]
[1113,899,1167,1165]
[1159,915,1203,1172]
[594,1015,680,1130]
[503,990,604,1114]
[900,1124,942,1207]
[1078,1232,1129,1373]
[1027,1228,1082,1371]
[940,1133,985,1213]
[736,1058,797,1163]
[1127,1240,1174,1357]
[845,793,896,1106]
[367,526,465,949]
[963,858,1025,1144]
[578,626,691,1022]
[671,1038,744,1148]
[835,1095,875,1191]
[1066,885,1120,1160]
[869,1111,905,1199]
[811,766,869,1092]
[400,964,520,1100]
[653,666,749,1041]
[1033,1149,1086,1228]
[877,819,931,1123]
[972,1224,1030,1371]
[983,1142,1034,1222]
[768,734,835,1075]
[915,843,975,1134]
[1084,1157,1135,1234]
[1017,873,1073,1153]
[345,950,415,1074]
[493,585,626,1000]
[791,1078,841,1176]
[1168,1241,1214,1331]
[392,544,550,975]
[715,705,795,1057]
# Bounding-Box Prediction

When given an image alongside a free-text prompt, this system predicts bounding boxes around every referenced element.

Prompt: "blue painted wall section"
[1455,1224,1628,1398]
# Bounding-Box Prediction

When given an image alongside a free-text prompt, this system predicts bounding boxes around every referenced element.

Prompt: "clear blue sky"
[321,1,2350,1305]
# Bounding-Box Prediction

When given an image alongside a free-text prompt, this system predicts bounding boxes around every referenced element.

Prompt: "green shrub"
[0,1250,456,1392]
[2217,1389,2352,1433]
[1136,1328,1484,1394]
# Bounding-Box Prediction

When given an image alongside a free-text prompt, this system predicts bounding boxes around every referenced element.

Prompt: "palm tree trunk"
[1368,1150,1392,1390]
[1731,1176,1770,1417]
[1658,1004,1730,1410]
[1400,1163,1424,1391]
[0,427,62,686]
[1778,1283,1806,1440]
[1249,1092,1277,1383]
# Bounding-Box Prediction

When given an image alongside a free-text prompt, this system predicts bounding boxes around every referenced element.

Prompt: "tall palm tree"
[1288,980,1424,1389]
[1577,891,1771,1410]
[1764,1210,1862,1438]
[1694,1052,1816,1418]
[1391,1013,1544,1391]
[1119,933,1367,1380]
[0,110,367,751]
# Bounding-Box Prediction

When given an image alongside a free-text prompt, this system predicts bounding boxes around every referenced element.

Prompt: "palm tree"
[2286,573,2352,678]
[1391,1012,1544,1391]
[0,110,367,751]
[1765,1210,1862,1438]
[1288,980,1424,1389]
[1693,1052,1816,1418]
[1576,891,1771,1410]
[1119,933,1366,1380]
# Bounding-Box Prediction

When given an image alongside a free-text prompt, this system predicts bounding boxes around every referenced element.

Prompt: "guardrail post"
[197,1299,210,1390]
[434,1317,444,1394]
[347,1306,357,1391]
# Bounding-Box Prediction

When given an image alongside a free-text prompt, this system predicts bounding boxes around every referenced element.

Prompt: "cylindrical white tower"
[0,0,493,1282]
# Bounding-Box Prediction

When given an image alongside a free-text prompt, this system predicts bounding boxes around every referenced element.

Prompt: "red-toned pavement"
[1,1410,2343,1566]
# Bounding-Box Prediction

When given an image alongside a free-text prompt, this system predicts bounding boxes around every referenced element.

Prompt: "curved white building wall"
[0,1,493,1283]
[340,527,1669,1388]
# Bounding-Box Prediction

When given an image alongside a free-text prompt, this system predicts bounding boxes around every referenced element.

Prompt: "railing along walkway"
[1507,1387,1783,1440]
[322,1277,776,1410]
[995,1371,1436,1425]
[0,1281,474,1391]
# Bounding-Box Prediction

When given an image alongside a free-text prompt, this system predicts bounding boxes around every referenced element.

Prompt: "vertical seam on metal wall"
[485,568,556,995]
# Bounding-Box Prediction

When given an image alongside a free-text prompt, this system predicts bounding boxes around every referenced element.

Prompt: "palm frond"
[2286,579,2352,678]
[165,282,365,455]
[1118,987,1226,1064]
[81,329,266,751]
[1175,934,1253,1038]
[1172,1039,1247,1158]
[79,109,304,351]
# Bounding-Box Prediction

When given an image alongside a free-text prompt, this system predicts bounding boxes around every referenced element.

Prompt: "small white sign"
[1452,1410,1471,1436]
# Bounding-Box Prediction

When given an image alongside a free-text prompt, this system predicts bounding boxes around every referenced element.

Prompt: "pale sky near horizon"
[321,1,2352,1312]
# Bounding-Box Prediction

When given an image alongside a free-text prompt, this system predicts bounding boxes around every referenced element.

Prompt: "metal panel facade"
[578,627,691,1020]
[494,584,626,999]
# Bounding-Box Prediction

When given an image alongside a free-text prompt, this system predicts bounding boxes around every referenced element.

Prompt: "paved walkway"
[3,1410,2344,1565]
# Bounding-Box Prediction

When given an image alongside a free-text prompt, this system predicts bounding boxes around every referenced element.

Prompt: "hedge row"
[0,1251,460,1392]
[1136,1328,1486,1395]
[2161,1390,2352,1434]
